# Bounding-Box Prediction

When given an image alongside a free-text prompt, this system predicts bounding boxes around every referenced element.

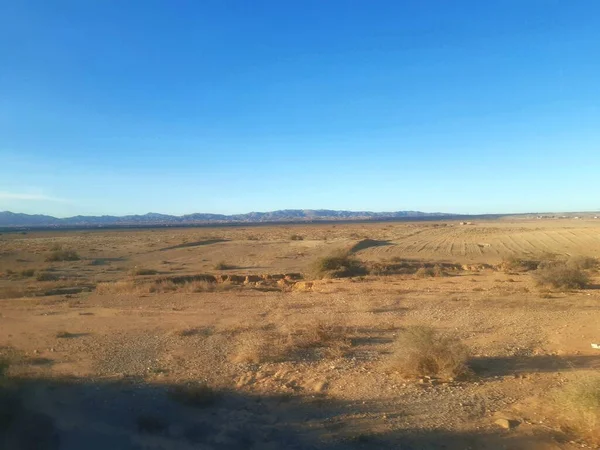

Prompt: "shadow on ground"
[471,354,600,378]
[0,375,571,450]
[159,239,229,251]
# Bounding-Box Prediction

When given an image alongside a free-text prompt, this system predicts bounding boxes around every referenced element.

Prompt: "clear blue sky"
[1,1,599,217]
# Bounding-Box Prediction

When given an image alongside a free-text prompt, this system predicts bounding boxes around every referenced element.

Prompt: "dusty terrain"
[1,218,599,449]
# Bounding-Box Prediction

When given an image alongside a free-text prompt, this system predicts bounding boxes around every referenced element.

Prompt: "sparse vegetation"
[130,267,158,276]
[46,247,80,262]
[567,256,598,270]
[214,261,236,270]
[415,265,447,278]
[501,255,540,272]
[310,252,367,279]
[532,261,589,289]
[290,234,304,240]
[56,331,77,338]
[554,376,600,443]
[388,326,469,380]
[36,272,59,282]
[20,269,35,277]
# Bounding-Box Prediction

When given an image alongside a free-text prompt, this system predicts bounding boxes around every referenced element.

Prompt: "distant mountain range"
[0,209,454,228]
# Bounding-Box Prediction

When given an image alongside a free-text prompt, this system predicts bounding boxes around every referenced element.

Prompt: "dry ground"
[1,218,599,449]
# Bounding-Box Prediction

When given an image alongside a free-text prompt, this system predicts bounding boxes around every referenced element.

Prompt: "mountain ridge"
[0,209,451,228]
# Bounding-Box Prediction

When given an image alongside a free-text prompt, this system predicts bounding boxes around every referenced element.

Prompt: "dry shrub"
[20,269,35,277]
[214,261,236,270]
[290,234,304,241]
[389,326,469,379]
[533,261,589,289]
[46,248,80,262]
[554,376,600,443]
[415,265,447,278]
[230,331,286,364]
[501,255,541,272]
[230,321,351,364]
[310,252,367,279]
[177,326,213,337]
[567,256,598,270]
[95,280,139,294]
[36,272,59,281]
[96,279,225,295]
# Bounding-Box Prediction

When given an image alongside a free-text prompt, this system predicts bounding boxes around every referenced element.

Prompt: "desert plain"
[1,218,599,449]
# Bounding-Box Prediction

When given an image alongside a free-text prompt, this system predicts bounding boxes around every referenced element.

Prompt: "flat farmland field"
[1,218,599,449]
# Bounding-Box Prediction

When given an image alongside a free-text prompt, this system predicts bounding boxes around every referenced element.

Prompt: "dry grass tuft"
[501,255,540,272]
[533,261,590,289]
[554,375,600,443]
[310,252,367,279]
[388,326,469,379]
[230,331,286,364]
[567,256,598,271]
[36,272,59,282]
[95,280,139,294]
[214,261,237,270]
[415,265,447,278]
[46,247,80,262]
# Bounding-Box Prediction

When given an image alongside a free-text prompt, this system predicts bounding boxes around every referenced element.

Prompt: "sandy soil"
[1,219,599,449]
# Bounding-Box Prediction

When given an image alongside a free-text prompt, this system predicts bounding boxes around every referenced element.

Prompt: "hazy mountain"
[0,209,451,228]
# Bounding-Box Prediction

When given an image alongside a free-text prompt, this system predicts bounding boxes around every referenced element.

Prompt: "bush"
[36,272,59,282]
[46,248,80,262]
[533,261,589,289]
[415,265,447,278]
[501,255,540,272]
[290,234,304,241]
[567,256,598,270]
[310,252,368,279]
[214,261,236,270]
[20,269,35,277]
[554,376,600,443]
[389,326,469,380]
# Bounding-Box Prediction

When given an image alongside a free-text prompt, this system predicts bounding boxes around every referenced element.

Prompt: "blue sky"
[1,0,599,217]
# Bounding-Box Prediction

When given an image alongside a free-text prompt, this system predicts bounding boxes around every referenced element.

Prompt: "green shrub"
[310,252,367,279]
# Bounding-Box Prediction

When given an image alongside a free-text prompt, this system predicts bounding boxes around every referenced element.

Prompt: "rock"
[292,281,313,291]
[494,418,518,429]
[313,381,328,393]
[244,275,262,284]
[284,273,303,281]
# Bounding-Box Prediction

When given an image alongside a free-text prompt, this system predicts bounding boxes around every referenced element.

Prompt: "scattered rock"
[313,381,328,393]
[494,418,519,430]
[292,281,313,291]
